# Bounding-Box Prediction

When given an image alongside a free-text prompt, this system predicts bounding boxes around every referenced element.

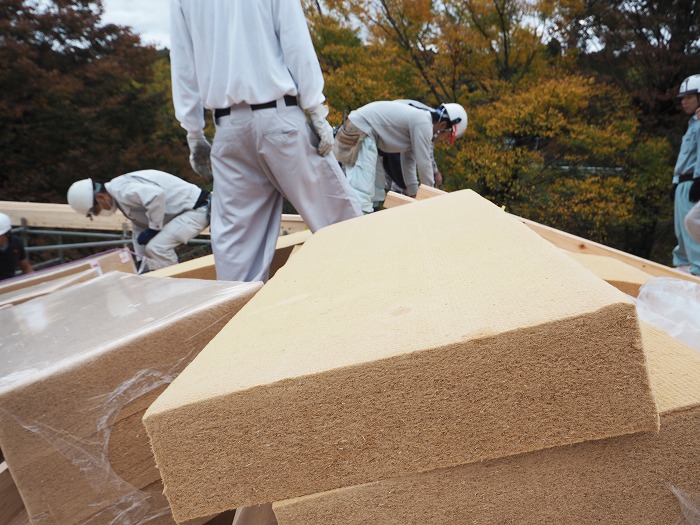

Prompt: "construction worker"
[67,170,210,273]
[0,212,33,280]
[170,0,362,283]
[671,74,700,275]
[383,99,444,194]
[334,100,467,214]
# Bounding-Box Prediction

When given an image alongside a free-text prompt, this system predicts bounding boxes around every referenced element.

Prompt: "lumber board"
[413,187,700,285]
[0,201,307,236]
[382,191,416,209]
[518,216,700,284]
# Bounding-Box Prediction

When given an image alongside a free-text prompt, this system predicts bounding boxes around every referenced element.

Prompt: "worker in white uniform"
[67,170,210,273]
[383,100,444,194]
[170,0,362,283]
[334,100,467,214]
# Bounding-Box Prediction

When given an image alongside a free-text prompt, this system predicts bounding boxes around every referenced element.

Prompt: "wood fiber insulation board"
[565,251,654,297]
[0,268,101,307]
[143,189,659,523]
[0,248,136,296]
[0,273,262,525]
[273,323,700,525]
[0,461,24,525]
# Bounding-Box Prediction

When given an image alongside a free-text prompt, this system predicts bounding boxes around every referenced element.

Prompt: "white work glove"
[187,135,213,180]
[307,104,334,156]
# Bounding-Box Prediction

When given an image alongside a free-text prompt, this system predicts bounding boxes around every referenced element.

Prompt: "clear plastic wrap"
[0,272,261,525]
[635,277,700,353]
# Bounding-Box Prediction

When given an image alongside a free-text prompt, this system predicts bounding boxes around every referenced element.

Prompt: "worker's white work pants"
[685,200,700,245]
[134,206,209,272]
[210,99,362,282]
[673,181,700,275]
[344,135,387,213]
[232,503,277,525]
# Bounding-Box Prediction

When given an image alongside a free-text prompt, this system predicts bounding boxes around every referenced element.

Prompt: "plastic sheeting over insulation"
[0,273,261,525]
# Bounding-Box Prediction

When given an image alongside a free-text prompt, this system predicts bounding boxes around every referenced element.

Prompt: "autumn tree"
[0,0,193,204]
[439,74,673,258]
[541,0,700,141]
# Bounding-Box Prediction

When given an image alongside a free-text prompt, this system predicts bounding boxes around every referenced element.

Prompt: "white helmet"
[0,212,11,236]
[438,103,468,142]
[678,75,700,97]
[67,178,96,217]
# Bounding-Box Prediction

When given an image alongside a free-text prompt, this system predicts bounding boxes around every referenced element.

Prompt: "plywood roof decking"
[144,189,658,522]
[272,323,700,525]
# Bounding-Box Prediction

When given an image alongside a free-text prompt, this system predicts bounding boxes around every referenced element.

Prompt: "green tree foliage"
[0,0,194,204]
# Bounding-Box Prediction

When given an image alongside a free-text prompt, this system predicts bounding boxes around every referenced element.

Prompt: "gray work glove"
[307,104,334,156]
[187,135,213,180]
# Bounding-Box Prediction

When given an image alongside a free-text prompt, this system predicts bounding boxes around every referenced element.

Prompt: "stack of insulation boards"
[273,323,700,524]
[0,273,262,525]
[0,248,137,307]
[143,190,665,523]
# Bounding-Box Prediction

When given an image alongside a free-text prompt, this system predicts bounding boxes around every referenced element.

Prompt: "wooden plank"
[382,191,416,209]
[518,217,700,284]
[413,188,700,285]
[0,201,307,237]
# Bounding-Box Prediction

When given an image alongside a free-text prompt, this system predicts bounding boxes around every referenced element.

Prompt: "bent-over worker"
[67,170,210,273]
[334,100,467,213]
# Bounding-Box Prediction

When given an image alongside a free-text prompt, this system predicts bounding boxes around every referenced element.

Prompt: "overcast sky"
[102,0,171,49]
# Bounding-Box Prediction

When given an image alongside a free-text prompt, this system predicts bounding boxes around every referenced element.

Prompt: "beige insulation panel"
[143,189,658,522]
[150,230,312,281]
[0,273,262,525]
[273,323,700,525]
[566,251,653,297]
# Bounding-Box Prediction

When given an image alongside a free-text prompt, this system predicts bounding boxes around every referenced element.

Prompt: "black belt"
[194,189,210,209]
[214,95,297,119]
[678,173,695,183]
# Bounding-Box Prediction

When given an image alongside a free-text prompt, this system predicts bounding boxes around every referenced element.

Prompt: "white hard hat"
[438,102,469,139]
[0,213,11,235]
[678,75,700,97]
[67,178,96,217]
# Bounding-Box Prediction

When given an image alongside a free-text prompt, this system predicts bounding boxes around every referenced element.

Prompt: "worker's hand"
[670,183,678,202]
[137,228,159,246]
[434,171,443,188]
[187,135,213,180]
[690,179,700,202]
[307,104,334,156]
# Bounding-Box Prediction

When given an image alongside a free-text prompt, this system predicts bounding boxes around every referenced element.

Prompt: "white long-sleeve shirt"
[170,0,326,135]
[348,101,435,194]
[105,170,202,231]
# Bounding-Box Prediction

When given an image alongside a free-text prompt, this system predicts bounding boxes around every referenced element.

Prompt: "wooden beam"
[382,191,416,209]
[404,187,700,284]
[517,217,700,284]
[0,201,307,237]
